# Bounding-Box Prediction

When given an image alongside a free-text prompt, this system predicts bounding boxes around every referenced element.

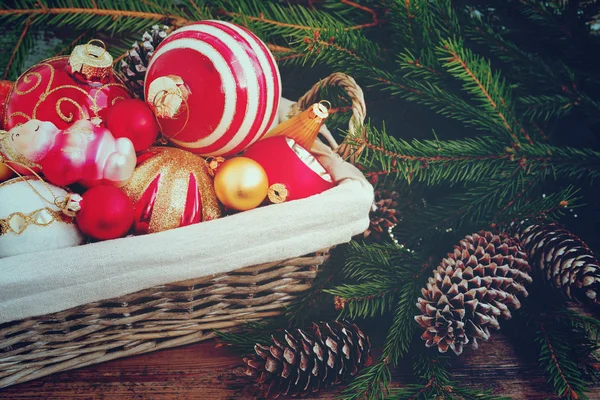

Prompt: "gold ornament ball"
[0,162,15,183]
[214,157,268,211]
[121,147,221,235]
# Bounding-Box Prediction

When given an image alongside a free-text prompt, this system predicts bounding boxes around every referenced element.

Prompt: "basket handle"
[293,72,367,163]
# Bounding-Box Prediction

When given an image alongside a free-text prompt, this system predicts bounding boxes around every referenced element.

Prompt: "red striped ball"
[145,21,281,157]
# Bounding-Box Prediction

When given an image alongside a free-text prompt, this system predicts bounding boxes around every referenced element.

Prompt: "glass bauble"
[4,41,132,130]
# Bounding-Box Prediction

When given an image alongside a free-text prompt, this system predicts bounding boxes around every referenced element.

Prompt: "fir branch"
[219,0,383,33]
[397,50,444,80]
[339,359,392,400]
[4,17,32,80]
[331,242,429,397]
[394,352,509,399]
[340,0,382,30]
[298,26,386,74]
[562,309,600,338]
[466,16,567,86]
[0,2,194,32]
[373,74,505,134]
[382,284,421,366]
[520,94,575,122]
[507,293,600,400]
[355,125,600,186]
[341,241,418,282]
[537,323,586,400]
[495,185,581,227]
[214,0,368,44]
[387,0,420,51]
[355,128,512,186]
[328,282,400,319]
[427,0,462,42]
[517,0,570,34]
[439,38,532,146]
[466,17,600,122]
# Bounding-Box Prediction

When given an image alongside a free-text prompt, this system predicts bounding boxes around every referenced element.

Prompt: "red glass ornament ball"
[105,99,159,152]
[243,136,335,203]
[4,57,131,130]
[76,185,134,240]
[0,80,14,129]
[144,20,281,157]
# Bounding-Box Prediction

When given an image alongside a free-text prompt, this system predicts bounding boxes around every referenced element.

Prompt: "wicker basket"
[0,72,367,388]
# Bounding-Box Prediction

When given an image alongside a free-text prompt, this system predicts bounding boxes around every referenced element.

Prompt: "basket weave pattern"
[0,73,366,388]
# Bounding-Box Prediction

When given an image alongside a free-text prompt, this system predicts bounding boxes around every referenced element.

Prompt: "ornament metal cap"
[69,39,113,82]
[309,100,330,120]
[147,75,189,118]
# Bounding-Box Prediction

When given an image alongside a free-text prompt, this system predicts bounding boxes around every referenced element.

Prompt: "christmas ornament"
[0,119,136,187]
[364,189,400,240]
[119,25,170,99]
[104,99,159,152]
[513,221,600,304]
[243,137,335,204]
[0,160,15,182]
[4,40,132,131]
[213,157,268,211]
[0,176,83,258]
[243,321,372,398]
[0,80,14,129]
[145,20,281,156]
[122,147,221,234]
[415,231,532,355]
[261,101,330,150]
[76,185,134,240]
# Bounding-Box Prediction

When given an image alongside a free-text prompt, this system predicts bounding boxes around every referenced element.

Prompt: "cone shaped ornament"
[261,101,330,150]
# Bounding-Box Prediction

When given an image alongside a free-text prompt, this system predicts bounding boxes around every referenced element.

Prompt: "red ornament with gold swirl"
[3,40,132,130]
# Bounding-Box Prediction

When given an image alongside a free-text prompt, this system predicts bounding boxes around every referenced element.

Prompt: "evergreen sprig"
[356,125,600,186]
[391,352,510,400]
[2,1,600,399]
[507,292,600,400]
[439,37,529,146]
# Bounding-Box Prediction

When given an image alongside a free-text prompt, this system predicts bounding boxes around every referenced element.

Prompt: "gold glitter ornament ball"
[214,157,268,211]
[122,147,221,235]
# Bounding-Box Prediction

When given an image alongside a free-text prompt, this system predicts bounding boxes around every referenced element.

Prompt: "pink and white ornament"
[144,20,281,157]
[0,119,136,187]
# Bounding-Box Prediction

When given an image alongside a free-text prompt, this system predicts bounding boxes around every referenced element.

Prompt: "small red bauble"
[76,185,134,240]
[243,136,335,204]
[4,41,132,131]
[105,99,159,152]
[144,20,281,157]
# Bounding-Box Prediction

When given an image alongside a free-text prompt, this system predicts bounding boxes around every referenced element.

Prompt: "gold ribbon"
[151,88,191,143]
[0,149,81,217]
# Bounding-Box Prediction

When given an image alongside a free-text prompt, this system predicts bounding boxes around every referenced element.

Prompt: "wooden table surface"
[1,331,596,399]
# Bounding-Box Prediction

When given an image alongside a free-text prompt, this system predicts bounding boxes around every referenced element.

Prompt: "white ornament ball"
[0,177,84,259]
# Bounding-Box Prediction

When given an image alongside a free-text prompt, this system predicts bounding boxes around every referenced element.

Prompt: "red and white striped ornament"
[145,20,281,157]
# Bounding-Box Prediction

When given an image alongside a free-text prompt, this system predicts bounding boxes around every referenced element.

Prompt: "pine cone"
[513,222,600,304]
[415,231,532,355]
[243,321,372,398]
[119,25,170,98]
[364,189,400,240]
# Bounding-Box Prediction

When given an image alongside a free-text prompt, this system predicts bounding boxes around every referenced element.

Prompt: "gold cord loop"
[0,155,80,218]
[151,88,191,142]
[84,39,107,58]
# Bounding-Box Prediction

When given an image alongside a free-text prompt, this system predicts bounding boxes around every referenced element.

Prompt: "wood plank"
[1,331,592,399]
